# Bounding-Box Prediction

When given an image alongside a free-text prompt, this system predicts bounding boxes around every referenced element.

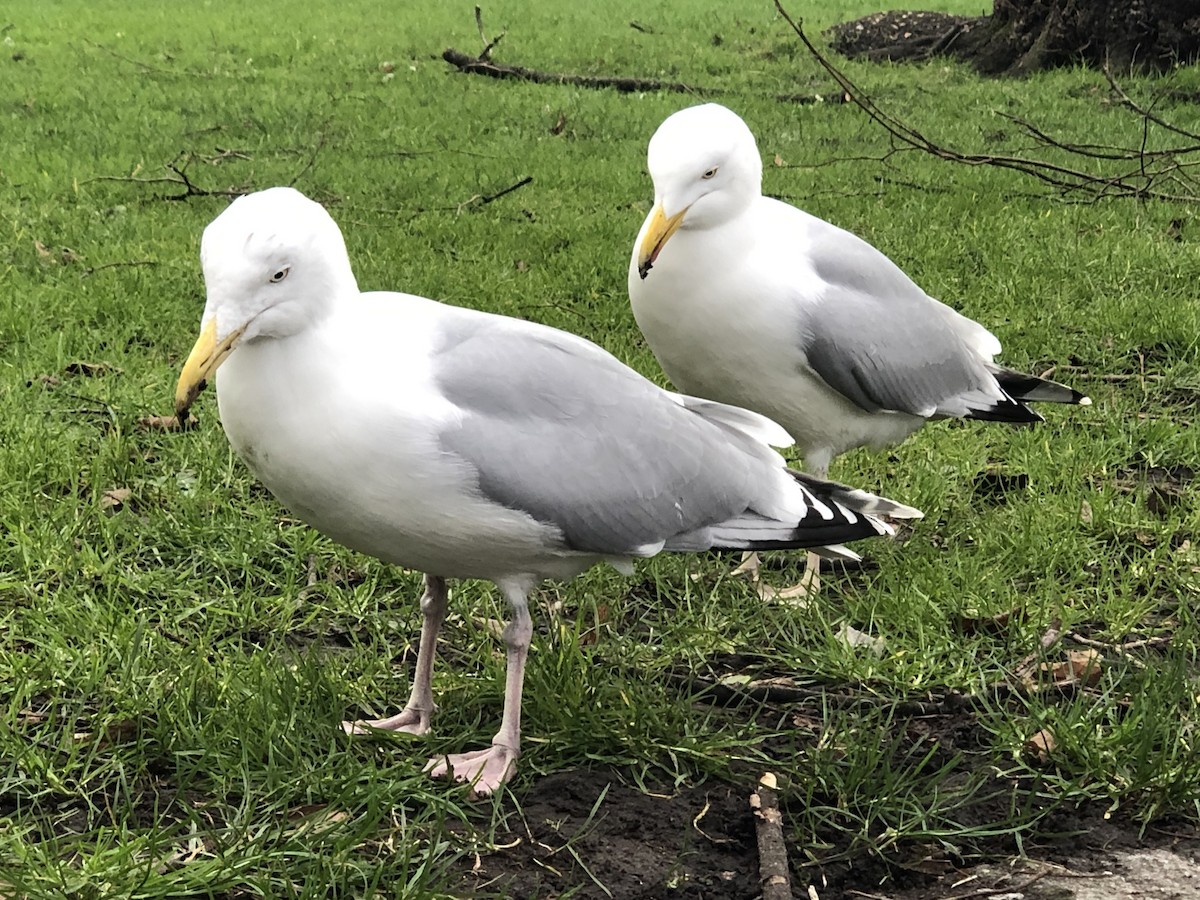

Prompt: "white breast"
[629,202,924,469]
[213,294,581,580]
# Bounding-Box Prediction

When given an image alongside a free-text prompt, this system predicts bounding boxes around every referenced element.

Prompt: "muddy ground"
[458,763,1200,900]
[454,684,1200,899]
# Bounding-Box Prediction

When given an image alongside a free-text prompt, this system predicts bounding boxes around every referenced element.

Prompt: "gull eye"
[701,166,719,180]
[269,266,290,283]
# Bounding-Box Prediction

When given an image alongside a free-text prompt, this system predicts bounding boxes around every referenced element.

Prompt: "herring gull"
[174,187,922,795]
[629,103,1088,592]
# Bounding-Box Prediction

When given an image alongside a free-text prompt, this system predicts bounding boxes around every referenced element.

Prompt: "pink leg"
[427,579,531,796]
[343,574,448,736]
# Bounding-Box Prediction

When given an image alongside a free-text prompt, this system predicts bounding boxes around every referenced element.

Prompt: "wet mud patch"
[455,764,1200,900]
[456,771,759,899]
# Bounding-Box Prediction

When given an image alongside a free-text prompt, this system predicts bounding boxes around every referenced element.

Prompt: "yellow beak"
[174,318,244,418]
[636,204,688,280]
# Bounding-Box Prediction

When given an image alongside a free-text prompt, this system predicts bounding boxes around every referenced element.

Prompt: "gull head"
[636,103,762,279]
[175,187,358,417]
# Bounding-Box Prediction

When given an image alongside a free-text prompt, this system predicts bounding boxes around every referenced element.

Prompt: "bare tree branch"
[772,0,1200,205]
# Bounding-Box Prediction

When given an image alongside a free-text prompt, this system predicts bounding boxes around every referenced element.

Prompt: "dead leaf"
[1079,498,1093,525]
[791,712,822,731]
[73,718,137,748]
[1024,728,1056,762]
[64,360,119,377]
[137,413,198,432]
[288,803,351,824]
[751,676,798,688]
[101,487,132,510]
[578,602,610,647]
[838,623,886,657]
[472,616,506,641]
[718,673,752,687]
[1041,648,1103,685]
[956,604,1024,636]
[773,153,785,167]
[550,111,567,135]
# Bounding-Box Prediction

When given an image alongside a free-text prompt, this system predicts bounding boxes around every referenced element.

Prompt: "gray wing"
[432,311,768,556]
[799,220,1004,419]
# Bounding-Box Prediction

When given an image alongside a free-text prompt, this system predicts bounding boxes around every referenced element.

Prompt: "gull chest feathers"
[630,197,912,465]
[214,303,539,577]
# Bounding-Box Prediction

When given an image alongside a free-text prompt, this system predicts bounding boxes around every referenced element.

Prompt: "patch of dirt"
[455,764,1200,899]
[449,655,1200,899]
[826,10,984,63]
[1113,463,1195,519]
[458,772,758,899]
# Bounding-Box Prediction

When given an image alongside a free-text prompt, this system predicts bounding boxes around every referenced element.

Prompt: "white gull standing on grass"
[628,103,1089,594]
[174,187,922,796]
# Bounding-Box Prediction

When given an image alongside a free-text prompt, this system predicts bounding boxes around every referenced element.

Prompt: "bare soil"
[455,694,1200,899]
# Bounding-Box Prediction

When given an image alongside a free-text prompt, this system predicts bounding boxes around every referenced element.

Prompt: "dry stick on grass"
[84,152,249,201]
[441,48,707,95]
[458,175,534,211]
[84,129,326,202]
[751,773,792,900]
[772,0,1200,204]
[473,4,506,61]
[447,7,840,102]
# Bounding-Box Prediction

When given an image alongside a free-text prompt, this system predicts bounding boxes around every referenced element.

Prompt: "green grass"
[3,0,1200,895]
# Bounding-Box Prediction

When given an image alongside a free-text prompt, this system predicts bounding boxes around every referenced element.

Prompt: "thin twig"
[474,6,506,60]
[945,869,1051,899]
[1104,65,1200,143]
[288,130,328,188]
[771,1,1200,204]
[84,38,210,78]
[454,176,534,214]
[478,175,532,205]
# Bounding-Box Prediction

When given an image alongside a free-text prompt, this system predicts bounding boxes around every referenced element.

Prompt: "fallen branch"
[476,175,533,206]
[751,773,791,900]
[442,47,706,95]
[453,175,534,214]
[473,5,506,60]
[83,152,249,201]
[1103,66,1200,144]
[85,130,326,202]
[772,0,1200,204]
[287,130,328,189]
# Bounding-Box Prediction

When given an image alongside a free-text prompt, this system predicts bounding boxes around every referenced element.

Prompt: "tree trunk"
[827,0,1200,75]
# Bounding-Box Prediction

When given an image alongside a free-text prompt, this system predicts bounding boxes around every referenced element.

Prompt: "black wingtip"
[993,367,1091,407]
